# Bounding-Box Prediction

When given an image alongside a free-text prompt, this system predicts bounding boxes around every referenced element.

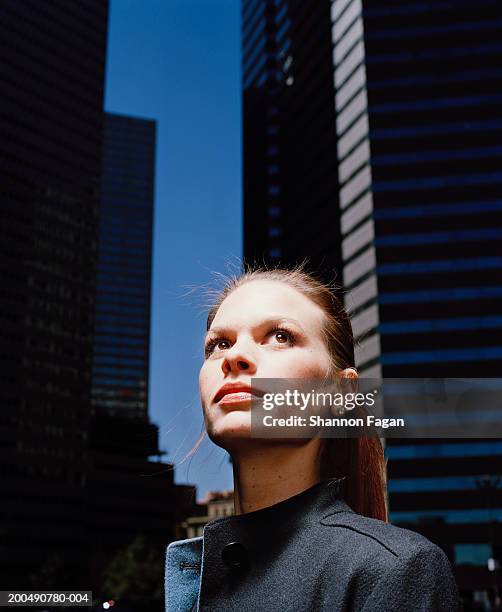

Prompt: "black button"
[221,541,248,569]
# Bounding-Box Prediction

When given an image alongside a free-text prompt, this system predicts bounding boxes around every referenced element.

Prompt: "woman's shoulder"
[317,508,460,610]
[320,505,449,568]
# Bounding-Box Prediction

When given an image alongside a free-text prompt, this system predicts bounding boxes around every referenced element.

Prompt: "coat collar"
[204,478,351,539]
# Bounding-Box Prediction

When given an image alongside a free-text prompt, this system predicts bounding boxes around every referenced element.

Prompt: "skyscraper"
[92,112,155,424]
[0,0,109,587]
[242,0,344,285]
[330,0,502,600]
[242,0,502,601]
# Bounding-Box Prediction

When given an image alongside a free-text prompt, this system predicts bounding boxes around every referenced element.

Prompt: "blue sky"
[105,0,241,499]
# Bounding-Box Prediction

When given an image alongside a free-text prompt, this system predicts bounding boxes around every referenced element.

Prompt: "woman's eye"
[205,338,230,356]
[270,329,295,345]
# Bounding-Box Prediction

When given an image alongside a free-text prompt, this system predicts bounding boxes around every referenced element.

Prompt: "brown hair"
[201,261,388,522]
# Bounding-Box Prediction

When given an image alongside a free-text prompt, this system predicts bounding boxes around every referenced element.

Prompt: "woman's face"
[199,279,333,448]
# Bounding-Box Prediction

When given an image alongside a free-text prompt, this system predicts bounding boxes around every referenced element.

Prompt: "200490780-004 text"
[0,591,92,607]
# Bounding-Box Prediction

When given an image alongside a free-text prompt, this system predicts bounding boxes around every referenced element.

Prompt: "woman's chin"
[206,411,255,446]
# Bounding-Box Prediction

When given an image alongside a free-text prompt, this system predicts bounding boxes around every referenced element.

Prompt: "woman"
[165,265,460,611]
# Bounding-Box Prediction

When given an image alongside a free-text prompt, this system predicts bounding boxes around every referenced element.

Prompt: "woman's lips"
[218,391,258,405]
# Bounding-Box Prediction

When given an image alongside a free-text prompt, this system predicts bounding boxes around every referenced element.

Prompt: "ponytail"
[320,436,388,522]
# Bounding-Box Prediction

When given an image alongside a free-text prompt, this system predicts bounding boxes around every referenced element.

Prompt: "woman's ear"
[339,367,358,394]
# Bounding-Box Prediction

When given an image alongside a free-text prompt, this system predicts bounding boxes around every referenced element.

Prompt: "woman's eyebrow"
[205,317,305,341]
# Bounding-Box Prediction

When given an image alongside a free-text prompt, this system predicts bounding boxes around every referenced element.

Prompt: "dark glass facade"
[92,112,155,423]
[242,0,344,285]
[330,0,502,601]
[0,0,108,587]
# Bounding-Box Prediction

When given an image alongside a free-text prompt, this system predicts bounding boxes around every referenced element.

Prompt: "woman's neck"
[231,438,323,515]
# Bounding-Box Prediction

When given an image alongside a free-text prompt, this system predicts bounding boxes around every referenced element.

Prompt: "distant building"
[178,491,235,539]
[92,112,155,423]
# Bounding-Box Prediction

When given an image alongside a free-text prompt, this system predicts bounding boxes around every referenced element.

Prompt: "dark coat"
[165,480,460,611]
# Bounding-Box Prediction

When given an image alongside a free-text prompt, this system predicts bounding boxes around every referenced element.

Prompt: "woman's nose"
[221,341,257,375]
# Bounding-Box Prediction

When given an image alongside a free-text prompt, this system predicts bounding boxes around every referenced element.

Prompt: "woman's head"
[199,268,356,444]
[198,263,387,521]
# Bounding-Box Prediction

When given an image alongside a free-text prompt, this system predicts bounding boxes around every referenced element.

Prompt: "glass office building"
[92,112,155,423]
[330,0,502,600]
[0,0,108,587]
[242,0,344,284]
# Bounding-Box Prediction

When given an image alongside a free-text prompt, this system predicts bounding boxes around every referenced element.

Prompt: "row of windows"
[379,285,502,304]
[388,475,502,493]
[386,441,502,459]
[91,387,145,398]
[97,277,149,293]
[377,256,502,276]
[93,355,146,366]
[379,315,502,335]
[92,365,146,377]
[370,92,502,116]
[93,334,146,346]
[367,18,502,42]
[98,230,149,244]
[96,303,148,317]
[372,144,502,166]
[381,346,502,365]
[373,171,502,194]
[375,227,502,247]
[92,398,145,410]
[95,313,147,325]
[390,508,502,525]
[96,283,149,304]
[94,345,147,357]
[374,199,502,219]
[94,324,146,336]
[92,377,144,388]
[455,543,491,567]
[96,291,147,304]
[371,118,502,139]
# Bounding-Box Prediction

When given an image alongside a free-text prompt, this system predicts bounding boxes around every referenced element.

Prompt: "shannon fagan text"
[262,415,405,429]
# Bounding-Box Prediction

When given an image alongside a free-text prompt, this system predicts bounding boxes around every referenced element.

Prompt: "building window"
[454,543,492,566]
